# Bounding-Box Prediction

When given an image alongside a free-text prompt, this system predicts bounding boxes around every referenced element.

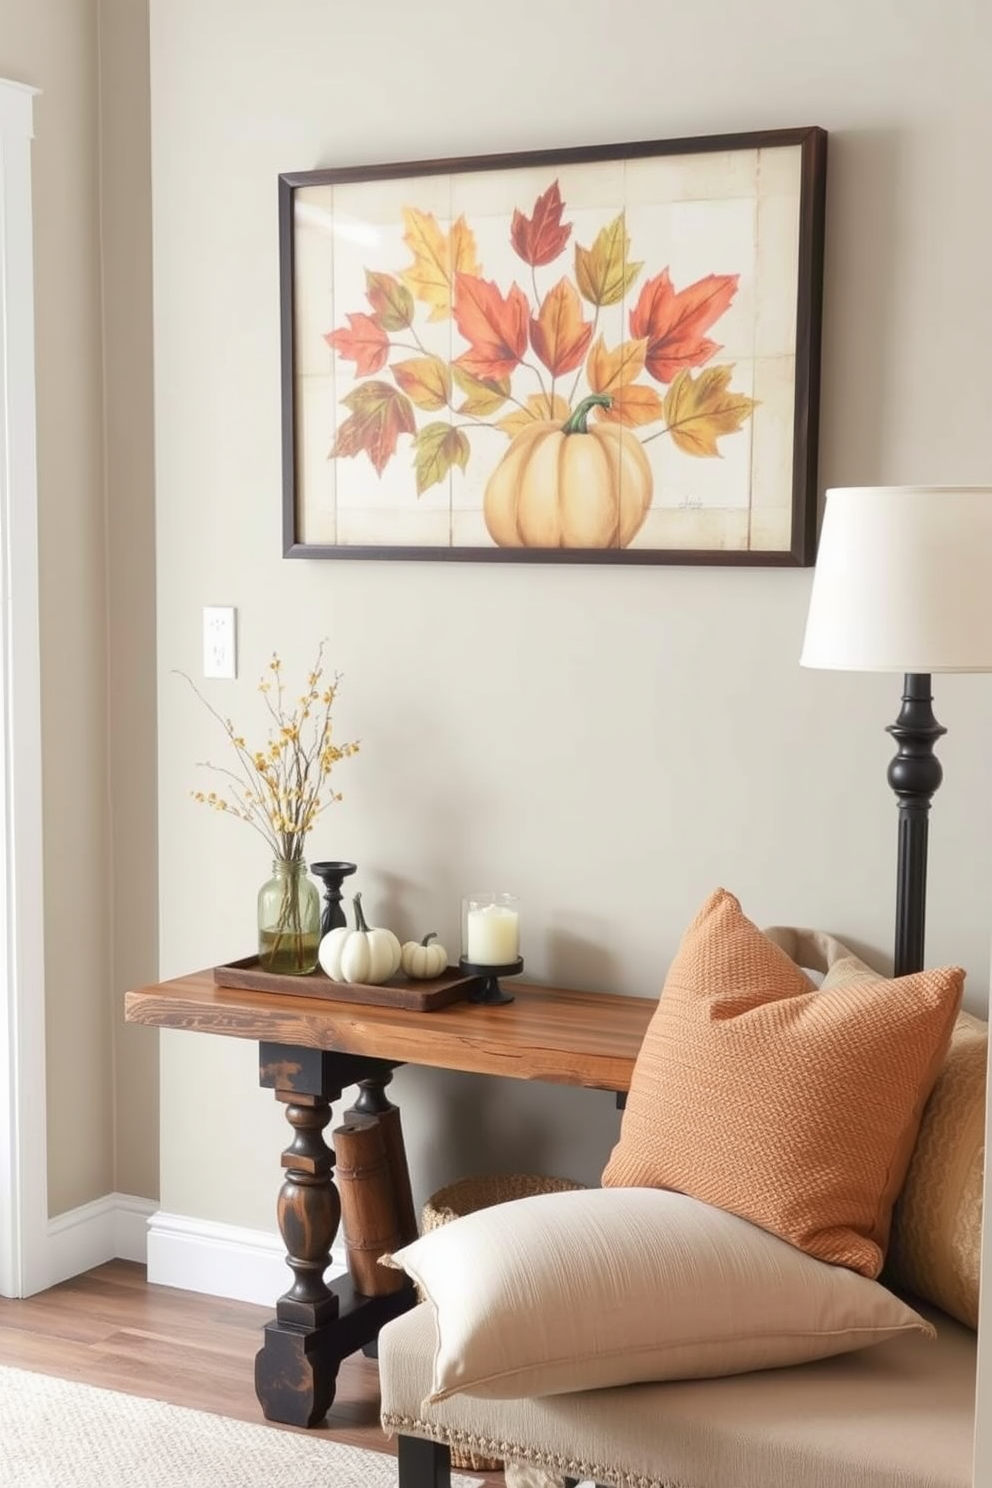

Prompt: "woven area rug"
[0,1365,483,1488]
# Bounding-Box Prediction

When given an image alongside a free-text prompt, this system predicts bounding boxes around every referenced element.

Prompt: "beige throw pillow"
[382,1187,933,1402]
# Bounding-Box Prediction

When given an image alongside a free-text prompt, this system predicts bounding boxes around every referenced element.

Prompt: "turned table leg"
[255,1045,344,1426]
[254,1043,416,1427]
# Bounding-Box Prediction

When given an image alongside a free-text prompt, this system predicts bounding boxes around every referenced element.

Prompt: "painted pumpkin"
[400,932,448,980]
[483,394,653,549]
[318,892,402,985]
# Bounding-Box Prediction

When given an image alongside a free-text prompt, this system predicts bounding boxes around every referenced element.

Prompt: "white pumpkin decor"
[318,891,402,985]
[400,932,448,980]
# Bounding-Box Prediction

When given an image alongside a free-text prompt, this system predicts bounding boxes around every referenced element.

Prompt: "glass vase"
[257,858,321,975]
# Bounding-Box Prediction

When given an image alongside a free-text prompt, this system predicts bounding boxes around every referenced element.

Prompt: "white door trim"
[0,78,47,1299]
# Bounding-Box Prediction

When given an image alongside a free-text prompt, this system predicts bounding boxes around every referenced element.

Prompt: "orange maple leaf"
[324,314,390,377]
[629,269,739,385]
[453,272,529,380]
[530,278,593,378]
[595,382,665,428]
[331,381,416,475]
[510,180,572,267]
[662,366,757,456]
[586,335,648,396]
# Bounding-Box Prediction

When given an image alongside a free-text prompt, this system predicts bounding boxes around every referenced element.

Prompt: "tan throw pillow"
[819,955,987,1326]
[602,889,964,1278]
[382,1187,934,1401]
[887,1011,987,1328]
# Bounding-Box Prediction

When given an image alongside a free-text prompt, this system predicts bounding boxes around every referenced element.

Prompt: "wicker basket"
[420,1172,586,1472]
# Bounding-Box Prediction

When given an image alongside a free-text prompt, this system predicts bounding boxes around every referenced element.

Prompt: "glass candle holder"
[462,892,520,966]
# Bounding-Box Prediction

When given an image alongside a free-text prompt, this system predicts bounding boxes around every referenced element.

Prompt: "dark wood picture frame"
[279,126,826,566]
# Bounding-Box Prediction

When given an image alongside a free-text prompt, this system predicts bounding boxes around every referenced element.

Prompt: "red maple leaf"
[629,269,738,385]
[324,313,390,377]
[453,272,529,380]
[510,180,572,267]
[331,381,415,475]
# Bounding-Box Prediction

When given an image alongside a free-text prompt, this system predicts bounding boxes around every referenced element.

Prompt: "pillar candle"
[466,904,519,965]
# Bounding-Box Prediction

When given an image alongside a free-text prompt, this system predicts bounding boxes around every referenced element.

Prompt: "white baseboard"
[43,1192,156,1290]
[146,1210,347,1307]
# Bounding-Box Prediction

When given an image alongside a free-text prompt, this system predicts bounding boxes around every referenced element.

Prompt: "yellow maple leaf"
[497,392,571,439]
[392,355,451,412]
[663,366,758,457]
[452,367,511,416]
[413,421,470,495]
[587,335,648,395]
[575,213,643,307]
[450,215,480,282]
[399,208,480,321]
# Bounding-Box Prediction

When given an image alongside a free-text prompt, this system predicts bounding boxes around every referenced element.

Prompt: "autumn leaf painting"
[290,134,826,559]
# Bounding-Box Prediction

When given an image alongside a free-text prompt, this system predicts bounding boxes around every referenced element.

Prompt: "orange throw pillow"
[602,889,965,1277]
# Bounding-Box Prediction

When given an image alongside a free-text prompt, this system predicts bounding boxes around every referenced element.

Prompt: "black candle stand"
[309,860,358,938]
[458,955,523,1006]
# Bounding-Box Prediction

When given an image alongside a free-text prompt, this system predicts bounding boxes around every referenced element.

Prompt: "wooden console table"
[125,970,653,1427]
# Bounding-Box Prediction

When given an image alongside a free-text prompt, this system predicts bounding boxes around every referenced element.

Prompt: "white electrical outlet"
[203,606,237,679]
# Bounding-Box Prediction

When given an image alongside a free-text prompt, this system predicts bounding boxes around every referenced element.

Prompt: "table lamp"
[800,486,992,976]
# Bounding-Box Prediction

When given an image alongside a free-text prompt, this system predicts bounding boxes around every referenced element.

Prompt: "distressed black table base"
[254,1041,416,1426]
[126,974,649,1428]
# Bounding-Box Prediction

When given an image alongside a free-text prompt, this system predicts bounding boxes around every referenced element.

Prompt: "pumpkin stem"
[562,393,612,435]
[353,892,370,934]
[421,932,437,947]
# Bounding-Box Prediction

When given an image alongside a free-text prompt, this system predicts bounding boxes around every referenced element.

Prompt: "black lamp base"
[458,955,523,1006]
[885,673,945,978]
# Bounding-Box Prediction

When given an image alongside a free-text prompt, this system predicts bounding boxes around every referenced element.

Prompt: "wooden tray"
[212,956,481,1011]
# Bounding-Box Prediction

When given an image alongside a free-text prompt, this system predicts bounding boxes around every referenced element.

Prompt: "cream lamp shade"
[799,483,992,978]
[800,486,992,674]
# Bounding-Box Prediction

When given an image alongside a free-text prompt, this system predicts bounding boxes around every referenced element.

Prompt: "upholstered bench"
[379,1295,976,1488]
[378,900,985,1488]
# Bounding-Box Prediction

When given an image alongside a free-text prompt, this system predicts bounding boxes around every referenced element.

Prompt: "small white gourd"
[318,892,402,985]
[400,932,448,980]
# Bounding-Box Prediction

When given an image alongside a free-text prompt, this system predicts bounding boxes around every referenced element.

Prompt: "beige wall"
[150,0,992,1233]
[0,0,158,1213]
[99,0,159,1200]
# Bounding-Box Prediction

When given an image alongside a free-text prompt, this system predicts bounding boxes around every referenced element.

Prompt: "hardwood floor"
[0,1261,503,1483]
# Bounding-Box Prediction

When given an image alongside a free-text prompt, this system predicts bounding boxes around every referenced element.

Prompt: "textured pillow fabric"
[382,1187,934,1402]
[602,889,964,1278]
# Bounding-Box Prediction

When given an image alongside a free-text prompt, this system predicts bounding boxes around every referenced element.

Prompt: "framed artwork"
[279,126,826,566]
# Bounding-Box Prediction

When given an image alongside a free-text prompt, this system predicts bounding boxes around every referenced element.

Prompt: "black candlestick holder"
[309,860,358,938]
[458,955,523,1006]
